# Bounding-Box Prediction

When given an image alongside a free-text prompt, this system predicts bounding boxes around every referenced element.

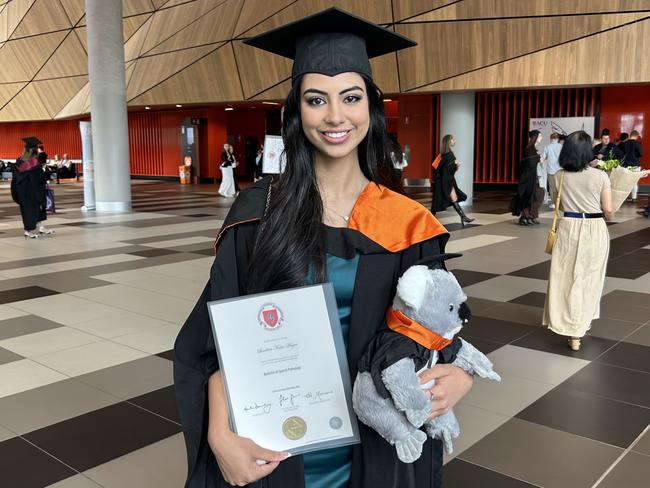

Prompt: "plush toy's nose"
[459,302,471,324]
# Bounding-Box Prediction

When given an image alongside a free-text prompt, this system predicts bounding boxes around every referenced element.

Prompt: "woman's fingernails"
[282,452,291,459]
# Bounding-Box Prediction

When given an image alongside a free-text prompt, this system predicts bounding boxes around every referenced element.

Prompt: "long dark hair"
[441,134,454,154]
[20,147,37,162]
[559,130,593,172]
[246,74,400,293]
[525,130,541,154]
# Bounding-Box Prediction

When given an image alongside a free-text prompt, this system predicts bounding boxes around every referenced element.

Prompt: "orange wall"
[600,84,649,183]
[0,119,84,160]
[225,108,266,178]
[398,94,438,179]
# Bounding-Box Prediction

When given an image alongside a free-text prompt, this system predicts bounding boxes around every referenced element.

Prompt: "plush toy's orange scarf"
[386,307,452,351]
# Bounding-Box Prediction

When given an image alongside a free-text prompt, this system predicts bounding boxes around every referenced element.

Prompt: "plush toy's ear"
[396,265,430,311]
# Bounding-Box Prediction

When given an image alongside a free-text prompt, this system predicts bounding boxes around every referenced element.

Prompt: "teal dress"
[304,253,359,488]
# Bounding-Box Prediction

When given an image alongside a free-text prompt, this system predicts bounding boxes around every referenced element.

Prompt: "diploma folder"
[208,283,361,455]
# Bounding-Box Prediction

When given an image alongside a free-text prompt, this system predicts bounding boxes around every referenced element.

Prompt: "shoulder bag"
[545,170,564,255]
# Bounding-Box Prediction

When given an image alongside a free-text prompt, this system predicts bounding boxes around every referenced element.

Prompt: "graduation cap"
[414,253,463,270]
[243,7,416,82]
[22,136,42,149]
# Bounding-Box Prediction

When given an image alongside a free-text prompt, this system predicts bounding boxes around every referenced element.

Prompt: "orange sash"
[431,154,442,170]
[386,307,453,351]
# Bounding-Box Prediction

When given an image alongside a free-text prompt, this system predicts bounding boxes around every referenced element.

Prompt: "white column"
[85,0,131,212]
[440,92,475,206]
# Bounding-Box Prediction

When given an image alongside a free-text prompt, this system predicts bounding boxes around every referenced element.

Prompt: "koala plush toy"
[352,253,500,463]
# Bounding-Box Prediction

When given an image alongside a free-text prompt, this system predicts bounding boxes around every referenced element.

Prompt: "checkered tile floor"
[0,180,648,488]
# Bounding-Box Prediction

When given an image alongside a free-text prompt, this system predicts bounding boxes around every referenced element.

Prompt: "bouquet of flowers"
[596,150,623,172]
[608,166,650,212]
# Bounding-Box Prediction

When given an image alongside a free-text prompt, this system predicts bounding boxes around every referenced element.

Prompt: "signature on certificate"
[304,390,334,402]
[279,392,300,408]
[243,402,272,415]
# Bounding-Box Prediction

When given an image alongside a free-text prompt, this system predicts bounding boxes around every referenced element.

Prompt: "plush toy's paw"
[426,414,460,455]
[395,429,427,463]
[405,407,430,428]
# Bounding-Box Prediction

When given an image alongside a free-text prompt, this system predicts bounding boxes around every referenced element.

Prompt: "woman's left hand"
[419,364,473,419]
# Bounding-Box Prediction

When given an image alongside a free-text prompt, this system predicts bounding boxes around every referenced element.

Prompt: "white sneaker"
[549,203,555,209]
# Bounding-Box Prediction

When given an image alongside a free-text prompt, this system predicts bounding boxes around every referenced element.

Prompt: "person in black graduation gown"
[430,134,474,227]
[511,130,544,225]
[173,8,474,488]
[11,137,54,238]
[593,128,624,161]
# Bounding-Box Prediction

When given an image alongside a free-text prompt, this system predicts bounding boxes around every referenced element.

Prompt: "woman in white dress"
[218,143,236,198]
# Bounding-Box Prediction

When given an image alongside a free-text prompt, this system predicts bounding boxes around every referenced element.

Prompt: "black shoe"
[452,202,474,226]
[531,218,540,225]
[518,217,529,226]
[638,210,650,218]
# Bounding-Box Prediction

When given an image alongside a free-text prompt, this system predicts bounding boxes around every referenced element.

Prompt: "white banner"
[529,117,595,155]
[79,121,95,211]
[263,135,286,174]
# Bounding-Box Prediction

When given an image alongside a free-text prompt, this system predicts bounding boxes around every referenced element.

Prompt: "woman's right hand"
[208,429,289,486]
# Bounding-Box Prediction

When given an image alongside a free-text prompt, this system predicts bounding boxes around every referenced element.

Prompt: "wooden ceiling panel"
[131,42,243,104]
[139,0,222,54]
[124,13,152,42]
[7,31,67,80]
[147,0,243,55]
[151,0,170,8]
[11,0,72,39]
[411,0,650,21]
[396,13,647,91]
[391,0,457,22]
[34,33,87,80]
[412,18,650,92]
[31,75,87,116]
[0,82,50,120]
[249,79,291,101]
[127,44,218,100]
[122,0,156,17]
[233,0,294,37]
[123,15,153,61]
[370,54,399,94]
[5,0,36,39]
[58,0,85,25]
[244,0,394,37]
[73,26,87,51]
[55,80,90,118]
[0,82,26,107]
[0,42,32,82]
[232,39,291,99]
[0,5,8,42]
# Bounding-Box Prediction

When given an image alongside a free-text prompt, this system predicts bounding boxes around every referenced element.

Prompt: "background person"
[511,130,544,225]
[593,128,624,161]
[430,134,474,227]
[544,131,613,352]
[543,132,563,207]
[623,130,643,201]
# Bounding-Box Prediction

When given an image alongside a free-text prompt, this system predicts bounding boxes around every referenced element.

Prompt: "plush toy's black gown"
[173,178,462,488]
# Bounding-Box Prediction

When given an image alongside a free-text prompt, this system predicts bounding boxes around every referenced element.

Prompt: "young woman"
[431,134,474,226]
[218,142,236,198]
[228,144,241,192]
[174,8,473,488]
[511,130,544,225]
[544,131,614,351]
[11,137,54,238]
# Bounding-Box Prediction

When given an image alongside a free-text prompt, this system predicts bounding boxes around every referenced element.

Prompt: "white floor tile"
[0,359,67,398]
[9,294,120,325]
[0,327,102,358]
[46,474,103,488]
[111,323,182,354]
[71,311,173,339]
[34,341,148,377]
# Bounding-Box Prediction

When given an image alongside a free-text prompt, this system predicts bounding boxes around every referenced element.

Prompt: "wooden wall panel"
[412,17,650,92]
[10,0,72,39]
[396,13,646,92]
[392,0,458,22]
[131,43,243,104]
[474,88,598,184]
[233,0,294,37]
[412,0,650,21]
[147,0,243,55]
[232,40,292,99]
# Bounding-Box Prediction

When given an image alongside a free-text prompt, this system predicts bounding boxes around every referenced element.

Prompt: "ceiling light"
[262,101,280,105]
[383,99,392,102]
[176,104,183,107]
[145,106,151,110]
[225,107,234,111]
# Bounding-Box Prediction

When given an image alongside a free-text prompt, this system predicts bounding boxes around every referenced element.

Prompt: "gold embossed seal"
[282,416,307,440]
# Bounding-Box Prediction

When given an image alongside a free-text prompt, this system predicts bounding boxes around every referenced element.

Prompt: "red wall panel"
[399,94,440,179]
[600,84,650,184]
[0,119,84,160]
[474,88,598,184]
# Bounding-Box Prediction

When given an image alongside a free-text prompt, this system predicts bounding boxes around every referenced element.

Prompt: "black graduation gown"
[173,178,455,488]
[510,147,539,216]
[593,142,624,161]
[431,152,467,213]
[11,159,48,231]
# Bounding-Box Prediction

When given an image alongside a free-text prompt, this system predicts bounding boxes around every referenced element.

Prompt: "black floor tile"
[509,292,546,308]
[0,286,59,304]
[191,248,216,256]
[450,269,499,287]
[601,290,650,310]
[24,401,181,472]
[443,459,537,487]
[0,346,24,365]
[508,260,551,280]
[464,315,537,344]
[511,327,617,360]
[0,437,76,488]
[459,334,504,354]
[128,248,181,258]
[156,349,174,361]
[606,262,649,279]
[516,385,650,448]
[59,221,99,226]
[562,362,650,408]
[129,385,180,423]
[186,213,215,218]
[596,342,650,374]
[444,223,482,231]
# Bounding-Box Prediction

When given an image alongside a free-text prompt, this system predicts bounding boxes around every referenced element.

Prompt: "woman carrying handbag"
[543,131,614,351]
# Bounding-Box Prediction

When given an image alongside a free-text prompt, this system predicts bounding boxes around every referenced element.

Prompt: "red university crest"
[258,304,284,330]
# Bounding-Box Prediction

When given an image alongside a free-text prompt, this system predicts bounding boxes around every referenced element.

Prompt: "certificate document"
[208,283,360,454]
